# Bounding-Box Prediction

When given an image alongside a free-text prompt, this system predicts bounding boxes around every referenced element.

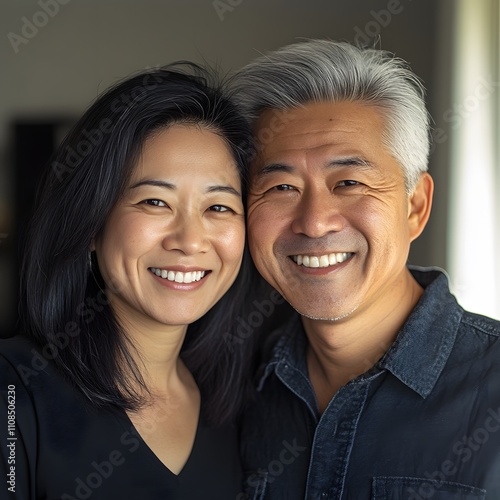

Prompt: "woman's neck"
[118,314,191,396]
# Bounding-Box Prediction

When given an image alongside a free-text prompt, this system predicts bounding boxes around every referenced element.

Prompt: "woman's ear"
[407,172,434,242]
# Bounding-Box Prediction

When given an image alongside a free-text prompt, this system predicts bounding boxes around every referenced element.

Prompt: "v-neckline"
[117,406,202,478]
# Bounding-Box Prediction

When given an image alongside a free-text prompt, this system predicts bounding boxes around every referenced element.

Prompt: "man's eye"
[209,205,232,212]
[337,180,360,187]
[274,184,295,191]
[141,199,167,207]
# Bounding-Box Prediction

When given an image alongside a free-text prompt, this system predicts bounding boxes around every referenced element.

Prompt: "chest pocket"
[372,476,486,500]
[239,470,268,500]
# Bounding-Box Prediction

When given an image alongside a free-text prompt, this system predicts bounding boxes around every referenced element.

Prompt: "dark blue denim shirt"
[240,267,500,499]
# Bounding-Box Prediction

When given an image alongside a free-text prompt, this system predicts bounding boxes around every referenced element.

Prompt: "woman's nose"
[162,212,210,255]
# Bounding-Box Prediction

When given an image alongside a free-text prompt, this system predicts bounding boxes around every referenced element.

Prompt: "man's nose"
[290,188,346,238]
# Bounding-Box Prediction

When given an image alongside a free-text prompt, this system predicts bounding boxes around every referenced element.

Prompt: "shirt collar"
[379,267,463,397]
[256,267,463,398]
[256,312,303,392]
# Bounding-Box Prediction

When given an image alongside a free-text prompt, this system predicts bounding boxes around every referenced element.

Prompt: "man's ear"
[408,172,434,242]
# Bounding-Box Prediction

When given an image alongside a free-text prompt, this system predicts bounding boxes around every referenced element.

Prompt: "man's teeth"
[149,268,206,283]
[292,252,352,268]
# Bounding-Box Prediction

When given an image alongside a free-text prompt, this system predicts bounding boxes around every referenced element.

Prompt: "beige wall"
[0,0,441,333]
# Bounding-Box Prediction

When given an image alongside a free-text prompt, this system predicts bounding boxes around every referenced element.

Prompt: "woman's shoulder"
[0,334,103,429]
[0,334,70,401]
[0,334,38,360]
[0,334,55,380]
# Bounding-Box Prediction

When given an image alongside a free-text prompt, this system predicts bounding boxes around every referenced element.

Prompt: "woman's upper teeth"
[292,252,352,268]
[149,268,206,283]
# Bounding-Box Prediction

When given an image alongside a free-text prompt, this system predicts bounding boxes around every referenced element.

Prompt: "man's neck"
[303,273,424,414]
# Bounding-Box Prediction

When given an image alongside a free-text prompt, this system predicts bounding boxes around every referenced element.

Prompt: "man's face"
[247,100,430,322]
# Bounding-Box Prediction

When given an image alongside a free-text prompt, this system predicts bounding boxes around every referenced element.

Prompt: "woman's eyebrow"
[206,185,242,197]
[129,179,176,190]
[129,179,241,197]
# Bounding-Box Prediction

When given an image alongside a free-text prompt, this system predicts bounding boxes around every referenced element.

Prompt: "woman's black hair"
[19,62,258,425]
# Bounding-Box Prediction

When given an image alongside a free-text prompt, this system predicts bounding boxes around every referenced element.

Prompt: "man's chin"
[289,302,360,322]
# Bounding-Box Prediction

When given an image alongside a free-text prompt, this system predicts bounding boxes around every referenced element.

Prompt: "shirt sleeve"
[0,353,38,500]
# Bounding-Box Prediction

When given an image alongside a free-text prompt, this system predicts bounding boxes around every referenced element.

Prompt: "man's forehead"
[254,100,384,130]
[251,101,386,163]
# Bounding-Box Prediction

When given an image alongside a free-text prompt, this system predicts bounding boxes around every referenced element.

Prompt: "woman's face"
[94,124,245,332]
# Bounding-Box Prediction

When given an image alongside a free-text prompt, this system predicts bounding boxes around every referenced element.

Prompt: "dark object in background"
[0,119,73,338]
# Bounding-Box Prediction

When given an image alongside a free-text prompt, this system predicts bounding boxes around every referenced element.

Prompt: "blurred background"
[0,0,499,336]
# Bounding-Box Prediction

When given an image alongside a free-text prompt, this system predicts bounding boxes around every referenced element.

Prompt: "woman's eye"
[209,205,232,213]
[274,184,295,191]
[141,199,167,207]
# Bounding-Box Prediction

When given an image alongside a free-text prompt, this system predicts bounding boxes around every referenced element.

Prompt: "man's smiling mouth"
[291,252,353,268]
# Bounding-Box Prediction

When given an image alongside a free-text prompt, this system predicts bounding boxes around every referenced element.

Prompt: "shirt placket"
[304,381,370,499]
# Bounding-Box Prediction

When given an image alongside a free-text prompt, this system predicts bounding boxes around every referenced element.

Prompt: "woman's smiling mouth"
[148,267,210,283]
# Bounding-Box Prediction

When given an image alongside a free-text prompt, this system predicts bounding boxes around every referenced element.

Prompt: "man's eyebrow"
[255,157,373,177]
[129,179,176,190]
[327,157,374,169]
[255,163,294,177]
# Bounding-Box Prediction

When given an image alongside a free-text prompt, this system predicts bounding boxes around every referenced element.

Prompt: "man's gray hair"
[230,39,430,193]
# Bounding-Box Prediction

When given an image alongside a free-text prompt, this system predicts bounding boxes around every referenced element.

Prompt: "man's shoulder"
[460,309,500,337]
[410,266,500,340]
[444,309,500,379]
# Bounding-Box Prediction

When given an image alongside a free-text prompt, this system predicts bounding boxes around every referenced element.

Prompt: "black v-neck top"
[0,336,244,499]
